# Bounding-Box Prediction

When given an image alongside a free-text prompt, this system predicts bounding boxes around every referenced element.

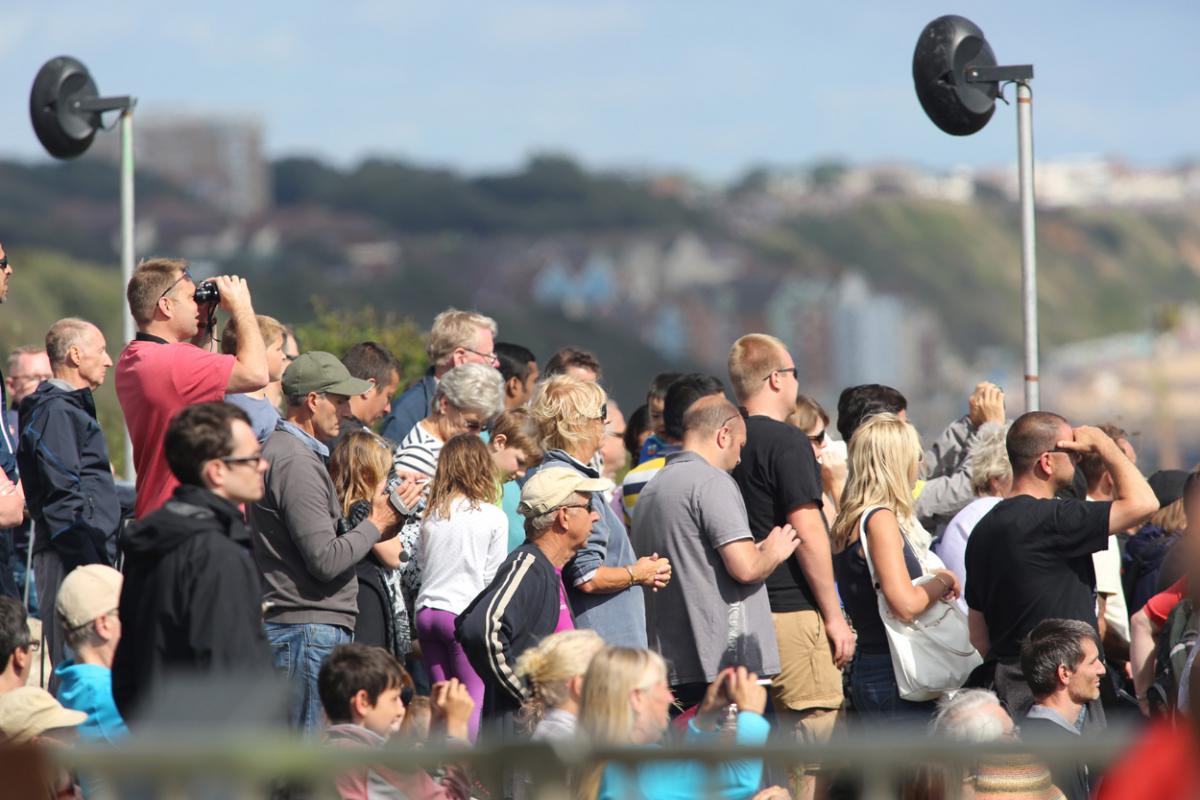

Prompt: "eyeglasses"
[159,268,195,300]
[220,453,266,468]
[592,403,608,423]
[1048,448,1082,464]
[462,346,499,365]
[807,428,826,446]
[463,419,483,433]
[762,367,798,382]
[558,497,595,514]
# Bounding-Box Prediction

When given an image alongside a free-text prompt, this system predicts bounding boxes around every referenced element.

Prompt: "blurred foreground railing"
[22,724,1139,800]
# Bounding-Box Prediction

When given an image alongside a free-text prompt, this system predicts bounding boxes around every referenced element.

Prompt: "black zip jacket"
[17,380,120,570]
[113,484,270,723]
[455,542,568,716]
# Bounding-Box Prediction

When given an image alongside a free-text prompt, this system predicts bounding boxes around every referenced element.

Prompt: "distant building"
[97,113,270,219]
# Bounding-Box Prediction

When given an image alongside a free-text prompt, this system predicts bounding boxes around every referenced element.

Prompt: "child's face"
[360,686,406,738]
[490,442,530,481]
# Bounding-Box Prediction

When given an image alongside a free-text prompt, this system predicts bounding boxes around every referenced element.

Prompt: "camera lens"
[194,281,220,304]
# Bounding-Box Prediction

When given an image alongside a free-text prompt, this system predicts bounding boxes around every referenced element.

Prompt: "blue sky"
[2,1,1197,180]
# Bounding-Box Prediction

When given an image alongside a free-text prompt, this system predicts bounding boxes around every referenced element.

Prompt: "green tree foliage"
[272,153,704,234]
[0,248,127,474]
[294,300,429,387]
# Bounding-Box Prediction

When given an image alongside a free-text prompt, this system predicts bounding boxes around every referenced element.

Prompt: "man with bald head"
[635,392,799,707]
[965,410,1158,721]
[18,318,120,669]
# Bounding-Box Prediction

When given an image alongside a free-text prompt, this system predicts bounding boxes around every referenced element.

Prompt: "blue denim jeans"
[264,622,352,732]
[848,651,935,723]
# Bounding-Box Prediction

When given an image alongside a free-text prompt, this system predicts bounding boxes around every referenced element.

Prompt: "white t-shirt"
[415,496,509,615]
[935,495,1003,614]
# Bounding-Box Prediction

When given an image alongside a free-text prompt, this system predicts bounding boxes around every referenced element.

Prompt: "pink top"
[115,339,234,518]
[553,568,575,632]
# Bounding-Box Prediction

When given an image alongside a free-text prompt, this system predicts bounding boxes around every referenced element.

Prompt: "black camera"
[193,281,220,305]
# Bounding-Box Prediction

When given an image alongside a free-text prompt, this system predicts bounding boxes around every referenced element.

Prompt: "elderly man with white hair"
[380,308,499,443]
[931,689,1065,800]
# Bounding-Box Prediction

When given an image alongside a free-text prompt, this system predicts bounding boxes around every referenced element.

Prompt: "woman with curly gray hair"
[935,422,1011,612]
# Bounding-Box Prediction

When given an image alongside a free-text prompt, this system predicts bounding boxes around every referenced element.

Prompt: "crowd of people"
[0,247,1195,799]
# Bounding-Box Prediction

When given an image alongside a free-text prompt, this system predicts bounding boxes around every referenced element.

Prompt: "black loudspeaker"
[30,56,102,159]
[913,15,998,136]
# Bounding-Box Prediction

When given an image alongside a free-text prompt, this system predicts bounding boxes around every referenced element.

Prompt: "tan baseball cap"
[0,687,87,744]
[56,564,123,630]
[517,467,613,517]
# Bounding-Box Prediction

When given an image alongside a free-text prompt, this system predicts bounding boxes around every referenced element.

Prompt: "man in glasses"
[0,595,32,695]
[113,402,272,725]
[379,308,498,444]
[115,258,269,519]
[622,373,725,526]
[964,412,1158,723]
[728,333,851,799]
[636,394,799,711]
[458,467,611,733]
[17,318,121,672]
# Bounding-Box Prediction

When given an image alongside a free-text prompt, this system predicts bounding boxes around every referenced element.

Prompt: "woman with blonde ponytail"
[515,629,605,741]
[574,647,773,800]
[831,413,963,721]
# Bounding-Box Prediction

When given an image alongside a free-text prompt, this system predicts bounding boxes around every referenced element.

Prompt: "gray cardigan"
[249,426,381,629]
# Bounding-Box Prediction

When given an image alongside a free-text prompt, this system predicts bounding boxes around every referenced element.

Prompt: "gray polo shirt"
[633,450,780,685]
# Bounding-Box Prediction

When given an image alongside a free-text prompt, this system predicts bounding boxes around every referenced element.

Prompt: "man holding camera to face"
[115,259,269,519]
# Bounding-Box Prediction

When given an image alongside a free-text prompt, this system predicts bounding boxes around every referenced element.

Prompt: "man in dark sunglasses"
[964,412,1158,725]
[115,258,270,520]
[113,402,274,724]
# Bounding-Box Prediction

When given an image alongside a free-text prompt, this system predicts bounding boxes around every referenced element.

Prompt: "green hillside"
[776,198,1200,352]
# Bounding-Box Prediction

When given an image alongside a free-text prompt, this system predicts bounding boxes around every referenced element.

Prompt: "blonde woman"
[514,629,605,740]
[575,647,773,800]
[831,413,961,721]
[528,376,670,648]
[222,314,286,442]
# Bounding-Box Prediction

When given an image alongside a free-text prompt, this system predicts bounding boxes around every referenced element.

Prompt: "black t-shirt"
[964,495,1111,661]
[731,414,825,612]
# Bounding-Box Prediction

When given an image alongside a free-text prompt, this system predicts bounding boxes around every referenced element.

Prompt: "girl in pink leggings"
[414,434,509,740]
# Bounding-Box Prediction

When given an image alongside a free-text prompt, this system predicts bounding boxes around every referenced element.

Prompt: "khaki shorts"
[770,609,844,712]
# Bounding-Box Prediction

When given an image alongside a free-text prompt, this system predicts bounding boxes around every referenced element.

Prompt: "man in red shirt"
[115,258,268,518]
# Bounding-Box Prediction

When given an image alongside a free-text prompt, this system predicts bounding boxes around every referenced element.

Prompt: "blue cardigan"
[598,712,770,800]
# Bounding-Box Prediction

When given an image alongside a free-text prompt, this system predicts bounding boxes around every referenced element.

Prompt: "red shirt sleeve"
[1144,575,1188,628]
[169,344,236,402]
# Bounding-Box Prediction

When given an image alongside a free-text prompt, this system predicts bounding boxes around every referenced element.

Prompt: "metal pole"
[1016,81,1039,412]
[120,107,136,481]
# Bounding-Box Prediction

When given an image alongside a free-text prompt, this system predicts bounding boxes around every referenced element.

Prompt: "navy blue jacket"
[17,380,120,570]
[378,370,437,444]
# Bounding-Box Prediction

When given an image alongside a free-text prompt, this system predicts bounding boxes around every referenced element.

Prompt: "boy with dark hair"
[319,643,474,800]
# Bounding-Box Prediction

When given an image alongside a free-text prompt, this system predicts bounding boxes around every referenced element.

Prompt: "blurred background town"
[2,2,1200,471]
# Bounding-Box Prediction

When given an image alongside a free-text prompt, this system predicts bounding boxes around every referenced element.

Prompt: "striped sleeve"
[482,552,537,704]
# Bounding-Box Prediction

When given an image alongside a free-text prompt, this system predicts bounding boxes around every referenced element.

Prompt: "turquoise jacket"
[598,712,770,800]
[54,660,128,743]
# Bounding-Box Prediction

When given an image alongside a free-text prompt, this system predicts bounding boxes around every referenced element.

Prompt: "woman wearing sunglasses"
[389,363,505,632]
[527,376,671,650]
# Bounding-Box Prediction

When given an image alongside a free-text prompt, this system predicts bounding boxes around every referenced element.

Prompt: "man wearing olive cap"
[248,351,405,731]
[456,466,610,730]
